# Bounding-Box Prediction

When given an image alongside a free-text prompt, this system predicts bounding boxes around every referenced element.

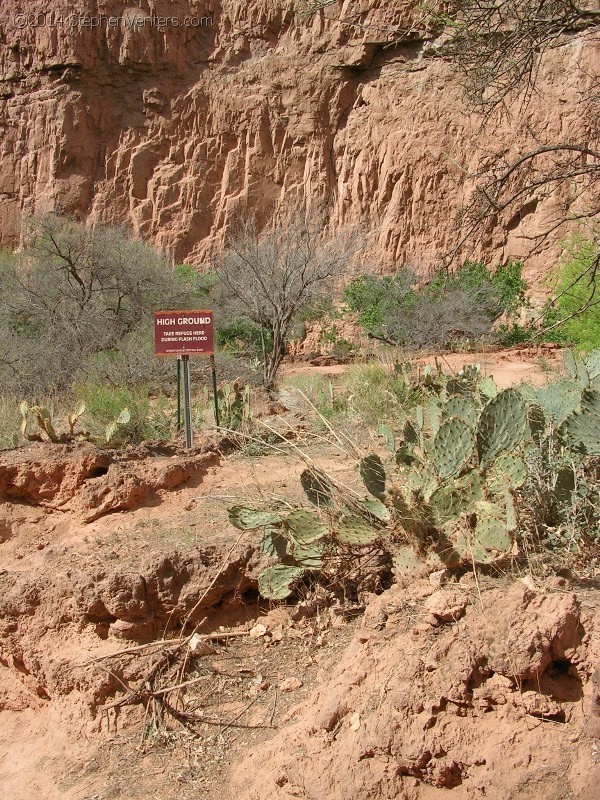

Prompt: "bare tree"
[0,215,203,394]
[216,212,360,388]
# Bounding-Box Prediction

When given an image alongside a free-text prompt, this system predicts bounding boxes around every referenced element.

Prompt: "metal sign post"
[153,310,216,450]
[181,355,193,449]
[210,353,220,428]
[176,357,182,431]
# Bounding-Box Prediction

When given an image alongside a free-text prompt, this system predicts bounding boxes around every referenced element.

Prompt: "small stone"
[188,633,217,656]
[349,711,361,730]
[280,677,303,692]
[249,623,267,638]
[429,569,450,588]
[424,589,468,622]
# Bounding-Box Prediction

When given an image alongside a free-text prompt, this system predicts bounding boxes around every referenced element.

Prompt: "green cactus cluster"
[19,400,131,445]
[20,401,89,443]
[228,350,600,598]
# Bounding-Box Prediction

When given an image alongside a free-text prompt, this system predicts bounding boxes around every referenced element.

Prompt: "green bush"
[542,236,600,352]
[343,260,528,349]
[0,216,216,396]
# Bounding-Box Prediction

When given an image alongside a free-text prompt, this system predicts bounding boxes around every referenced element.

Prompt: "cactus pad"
[433,417,475,479]
[534,381,580,426]
[563,348,578,379]
[477,389,527,468]
[478,376,498,399]
[561,408,600,455]
[258,565,304,599]
[585,349,600,382]
[444,396,478,428]
[335,514,379,545]
[290,540,325,569]
[359,454,386,497]
[260,526,288,559]
[356,497,390,522]
[228,506,282,530]
[300,468,332,507]
[471,502,512,563]
[285,509,327,544]
[377,424,395,452]
[487,454,527,493]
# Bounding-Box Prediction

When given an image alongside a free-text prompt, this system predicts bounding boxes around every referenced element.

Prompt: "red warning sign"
[154,310,214,356]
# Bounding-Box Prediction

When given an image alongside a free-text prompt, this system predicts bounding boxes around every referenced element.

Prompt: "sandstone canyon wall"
[0,0,598,281]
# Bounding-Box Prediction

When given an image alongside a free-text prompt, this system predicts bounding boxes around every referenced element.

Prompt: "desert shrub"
[344,260,528,349]
[0,216,215,396]
[217,211,360,387]
[0,396,23,449]
[282,374,348,421]
[495,323,534,347]
[343,269,416,336]
[343,364,421,424]
[542,236,600,352]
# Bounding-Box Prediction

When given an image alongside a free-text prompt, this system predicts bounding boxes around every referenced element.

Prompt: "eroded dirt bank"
[0,386,599,799]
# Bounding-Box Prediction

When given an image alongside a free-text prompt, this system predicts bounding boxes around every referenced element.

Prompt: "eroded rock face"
[0,1,597,280]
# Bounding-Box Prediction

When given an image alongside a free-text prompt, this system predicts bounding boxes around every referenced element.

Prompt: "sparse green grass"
[0,396,21,449]
[282,362,422,428]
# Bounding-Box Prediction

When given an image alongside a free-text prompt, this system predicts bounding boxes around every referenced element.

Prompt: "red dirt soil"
[1,351,598,800]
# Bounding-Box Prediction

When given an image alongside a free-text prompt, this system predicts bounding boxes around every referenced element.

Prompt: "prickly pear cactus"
[487,454,527,493]
[228,507,282,530]
[478,376,498,399]
[443,395,478,428]
[106,408,131,443]
[359,454,386,498]
[356,497,390,522]
[335,514,379,545]
[300,468,332,507]
[477,389,527,468]
[534,381,580,426]
[377,424,395,453]
[260,526,288,559]
[433,417,475,479]
[285,509,327,544]
[258,565,304,600]
[471,501,512,563]
[585,349,600,384]
[561,390,600,455]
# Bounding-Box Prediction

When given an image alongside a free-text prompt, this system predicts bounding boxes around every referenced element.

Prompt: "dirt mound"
[232,577,600,800]
[0,437,224,523]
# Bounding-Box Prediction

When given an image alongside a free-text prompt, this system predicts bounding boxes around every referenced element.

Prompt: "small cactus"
[433,417,475,479]
[356,497,390,522]
[487,454,527,493]
[285,509,327,544]
[300,468,332,507]
[335,514,379,545]
[443,395,478,428]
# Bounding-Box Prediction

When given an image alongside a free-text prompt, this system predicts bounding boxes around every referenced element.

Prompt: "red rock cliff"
[0,1,598,279]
